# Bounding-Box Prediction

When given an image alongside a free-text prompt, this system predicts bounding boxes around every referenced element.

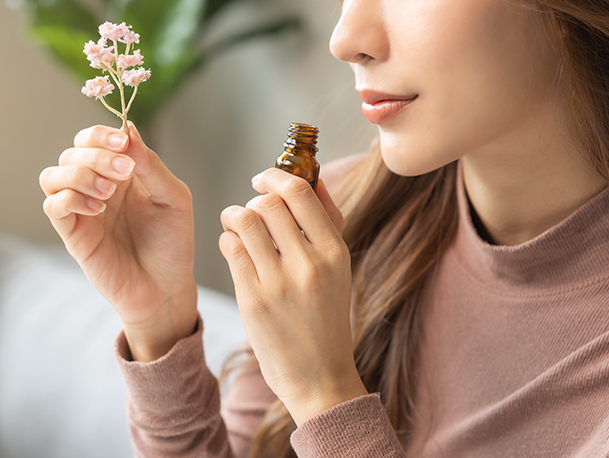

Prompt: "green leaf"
[28,25,98,81]
[118,0,202,51]
[154,0,205,66]
[202,0,236,22]
[107,0,208,131]
[29,0,99,34]
[105,0,128,18]
[126,50,206,130]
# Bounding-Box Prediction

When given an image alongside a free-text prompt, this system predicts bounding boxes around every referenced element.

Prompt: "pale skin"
[40,0,607,430]
[330,0,608,246]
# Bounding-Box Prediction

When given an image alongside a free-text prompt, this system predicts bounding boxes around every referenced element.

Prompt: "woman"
[39,0,609,456]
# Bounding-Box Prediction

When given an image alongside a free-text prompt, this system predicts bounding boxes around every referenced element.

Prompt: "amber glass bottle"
[275,122,320,191]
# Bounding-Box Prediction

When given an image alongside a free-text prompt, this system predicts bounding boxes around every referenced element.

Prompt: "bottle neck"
[284,123,319,156]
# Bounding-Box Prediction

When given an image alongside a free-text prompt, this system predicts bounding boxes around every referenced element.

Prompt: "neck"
[460,124,607,247]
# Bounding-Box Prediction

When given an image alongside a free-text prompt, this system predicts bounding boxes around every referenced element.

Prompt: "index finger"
[74,125,129,153]
[251,168,343,246]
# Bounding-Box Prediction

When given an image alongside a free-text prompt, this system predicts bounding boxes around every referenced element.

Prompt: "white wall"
[0,0,376,295]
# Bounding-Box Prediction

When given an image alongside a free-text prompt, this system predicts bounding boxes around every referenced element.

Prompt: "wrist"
[123,314,198,362]
[122,290,199,362]
[285,368,369,427]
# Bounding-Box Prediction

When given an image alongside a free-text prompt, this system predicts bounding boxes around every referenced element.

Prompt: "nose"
[329,0,389,65]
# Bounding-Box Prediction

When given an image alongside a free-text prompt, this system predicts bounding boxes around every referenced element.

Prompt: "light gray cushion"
[0,233,246,458]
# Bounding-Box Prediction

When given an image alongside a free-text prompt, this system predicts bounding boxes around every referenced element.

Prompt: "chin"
[379,132,451,177]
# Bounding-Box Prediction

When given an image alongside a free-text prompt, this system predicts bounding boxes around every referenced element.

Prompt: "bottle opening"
[287,122,319,146]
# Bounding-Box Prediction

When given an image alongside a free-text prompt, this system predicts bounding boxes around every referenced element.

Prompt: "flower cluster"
[81,21,151,133]
[81,76,115,99]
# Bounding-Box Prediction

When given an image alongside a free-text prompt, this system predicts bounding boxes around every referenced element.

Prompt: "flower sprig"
[81,22,151,133]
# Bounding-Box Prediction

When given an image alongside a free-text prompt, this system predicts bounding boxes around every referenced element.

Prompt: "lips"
[357,90,418,124]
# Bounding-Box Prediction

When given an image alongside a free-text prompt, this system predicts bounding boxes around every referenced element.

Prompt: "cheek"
[425,1,533,135]
[381,0,559,175]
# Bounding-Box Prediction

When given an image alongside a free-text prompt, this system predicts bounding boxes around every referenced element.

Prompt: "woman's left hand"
[219,168,368,426]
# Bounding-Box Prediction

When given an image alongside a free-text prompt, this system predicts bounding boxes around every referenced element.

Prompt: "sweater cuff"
[114,314,218,427]
[290,393,405,457]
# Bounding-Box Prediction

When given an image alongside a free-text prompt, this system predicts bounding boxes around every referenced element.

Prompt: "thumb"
[124,121,182,205]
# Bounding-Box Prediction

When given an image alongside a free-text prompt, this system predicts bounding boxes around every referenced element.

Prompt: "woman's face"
[329,0,563,176]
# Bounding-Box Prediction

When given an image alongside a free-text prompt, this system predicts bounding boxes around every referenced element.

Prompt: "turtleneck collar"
[453,159,609,294]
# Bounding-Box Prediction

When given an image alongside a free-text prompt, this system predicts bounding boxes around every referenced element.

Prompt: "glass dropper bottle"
[275,122,320,191]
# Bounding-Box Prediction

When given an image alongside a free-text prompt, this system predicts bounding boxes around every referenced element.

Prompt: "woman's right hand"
[39,122,198,362]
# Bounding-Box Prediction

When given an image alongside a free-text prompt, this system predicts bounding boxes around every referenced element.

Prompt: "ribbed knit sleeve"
[115,314,235,458]
[114,314,407,458]
[290,393,406,457]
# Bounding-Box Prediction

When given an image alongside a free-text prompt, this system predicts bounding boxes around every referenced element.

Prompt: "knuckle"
[219,232,246,259]
[254,168,272,184]
[220,205,239,224]
[69,165,87,185]
[58,188,78,207]
[42,195,54,216]
[228,239,247,259]
[73,127,88,146]
[90,125,106,140]
[75,125,103,146]
[234,208,259,232]
[39,167,52,188]
[254,194,284,215]
[58,148,73,166]
[301,259,322,281]
[44,189,78,217]
[88,149,104,169]
[328,242,350,264]
[220,206,231,220]
[285,178,313,200]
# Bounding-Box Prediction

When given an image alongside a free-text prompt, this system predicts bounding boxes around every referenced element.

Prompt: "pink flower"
[122,68,151,87]
[100,51,116,67]
[81,76,115,100]
[83,38,112,60]
[81,21,150,127]
[98,21,130,41]
[119,30,140,45]
[117,49,144,69]
[83,38,115,69]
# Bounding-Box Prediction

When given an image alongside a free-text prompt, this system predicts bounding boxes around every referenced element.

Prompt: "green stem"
[99,96,124,119]
[102,61,122,89]
[113,39,127,117]
[101,60,118,77]
[125,85,138,116]
[112,39,128,133]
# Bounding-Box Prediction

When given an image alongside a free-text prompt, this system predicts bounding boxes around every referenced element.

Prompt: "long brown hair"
[224,1,609,456]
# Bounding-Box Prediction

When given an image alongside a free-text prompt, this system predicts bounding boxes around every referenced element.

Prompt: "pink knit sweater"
[115,159,609,457]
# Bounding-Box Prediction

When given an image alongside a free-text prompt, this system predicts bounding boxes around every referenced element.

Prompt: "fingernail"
[112,157,135,176]
[252,172,264,185]
[109,133,128,149]
[86,198,106,213]
[95,177,117,196]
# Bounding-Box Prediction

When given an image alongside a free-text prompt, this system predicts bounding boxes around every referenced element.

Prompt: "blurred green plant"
[16,0,301,137]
